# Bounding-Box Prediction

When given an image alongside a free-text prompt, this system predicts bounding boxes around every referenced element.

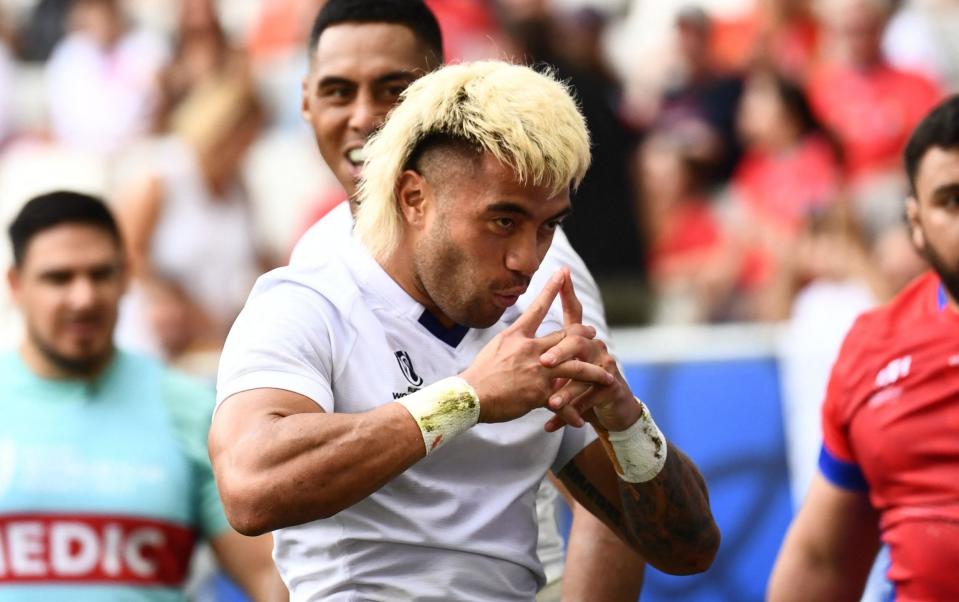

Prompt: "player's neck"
[379,251,454,327]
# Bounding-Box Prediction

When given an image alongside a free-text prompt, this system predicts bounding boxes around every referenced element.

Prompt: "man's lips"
[492,287,528,308]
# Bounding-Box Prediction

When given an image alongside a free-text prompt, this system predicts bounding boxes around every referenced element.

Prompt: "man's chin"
[46,346,112,377]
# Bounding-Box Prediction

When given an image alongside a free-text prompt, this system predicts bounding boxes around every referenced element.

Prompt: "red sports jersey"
[821,271,959,600]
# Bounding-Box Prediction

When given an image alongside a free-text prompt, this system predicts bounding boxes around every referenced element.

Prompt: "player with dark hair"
[769,95,959,600]
[1,191,280,601]
[288,1,648,599]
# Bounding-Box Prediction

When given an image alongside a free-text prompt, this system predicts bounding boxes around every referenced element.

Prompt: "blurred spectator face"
[641,136,690,206]
[676,7,711,73]
[738,73,793,148]
[6,224,126,375]
[179,0,219,33]
[70,0,123,47]
[829,0,889,66]
[143,278,194,359]
[907,146,959,300]
[301,23,437,198]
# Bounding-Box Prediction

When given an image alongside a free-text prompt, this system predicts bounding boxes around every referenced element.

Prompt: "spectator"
[711,0,823,80]
[116,74,270,361]
[639,131,730,323]
[730,67,844,303]
[808,0,942,185]
[0,191,279,600]
[44,0,168,155]
[655,5,745,184]
[153,0,248,134]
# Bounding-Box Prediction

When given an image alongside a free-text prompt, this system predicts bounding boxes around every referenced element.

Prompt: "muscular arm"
[209,531,285,602]
[211,271,611,536]
[768,474,880,601]
[557,438,719,575]
[563,499,645,601]
[209,388,425,535]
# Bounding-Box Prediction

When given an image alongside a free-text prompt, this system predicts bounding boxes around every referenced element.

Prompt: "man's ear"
[396,170,430,227]
[6,266,20,305]
[906,195,925,251]
[300,76,312,123]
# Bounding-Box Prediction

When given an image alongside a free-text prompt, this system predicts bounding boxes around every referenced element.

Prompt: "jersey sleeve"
[818,324,869,492]
[216,274,338,414]
[551,423,599,474]
[161,369,231,539]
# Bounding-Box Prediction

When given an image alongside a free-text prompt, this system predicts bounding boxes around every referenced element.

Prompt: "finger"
[557,403,585,429]
[535,328,567,351]
[548,359,614,386]
[559,267,583,327]
[539,333,597,368]
[545,409,583,432]
[547,379,593,413]
[512,270,564,336]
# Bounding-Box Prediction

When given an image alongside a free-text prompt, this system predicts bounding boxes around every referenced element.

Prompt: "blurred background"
[0,0,956,599]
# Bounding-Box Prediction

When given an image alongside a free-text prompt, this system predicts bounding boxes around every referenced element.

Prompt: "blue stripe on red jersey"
[939,284,948,311]
[818,444,869,491]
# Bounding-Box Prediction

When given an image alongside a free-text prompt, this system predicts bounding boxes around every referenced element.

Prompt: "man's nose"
[505,235,540,278]
[67,277,98,308]
[348,92,383,136]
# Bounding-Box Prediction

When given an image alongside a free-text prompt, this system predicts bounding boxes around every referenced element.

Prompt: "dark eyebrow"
[485,202,572,223]
[931,183,959,199]
[317,71,419,90]
[374,71,420,85]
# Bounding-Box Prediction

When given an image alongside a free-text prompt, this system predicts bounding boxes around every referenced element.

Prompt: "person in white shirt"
[45,0,168,155]
[287,2,646,599]
[211,59,718,601]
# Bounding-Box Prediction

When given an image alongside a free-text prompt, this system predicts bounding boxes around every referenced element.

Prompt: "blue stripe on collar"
[939,283,948,311]
[418,310,470,348]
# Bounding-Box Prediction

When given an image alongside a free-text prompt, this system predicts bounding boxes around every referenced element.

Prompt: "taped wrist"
[596,399,667,483]
[396,377,480,454]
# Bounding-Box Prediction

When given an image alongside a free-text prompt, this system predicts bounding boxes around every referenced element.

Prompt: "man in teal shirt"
[0,191,278,600]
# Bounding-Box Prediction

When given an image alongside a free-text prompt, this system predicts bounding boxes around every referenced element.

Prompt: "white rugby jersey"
[289,201,609,588]
[217,238,597,601]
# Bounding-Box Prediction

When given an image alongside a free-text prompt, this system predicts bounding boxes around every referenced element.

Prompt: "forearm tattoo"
[560,443,718,566]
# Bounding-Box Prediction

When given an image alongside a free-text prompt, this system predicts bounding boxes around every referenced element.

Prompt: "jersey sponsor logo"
[394,351,424,386]
[0,513,195,586]
[876,355,911,388]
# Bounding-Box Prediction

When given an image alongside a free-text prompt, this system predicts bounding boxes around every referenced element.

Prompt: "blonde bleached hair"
[353,60,592,261]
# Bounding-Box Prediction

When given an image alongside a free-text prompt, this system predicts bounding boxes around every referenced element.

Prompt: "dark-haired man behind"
[0,191,280,601]
[288,1,646,600]
[769,95,959,600]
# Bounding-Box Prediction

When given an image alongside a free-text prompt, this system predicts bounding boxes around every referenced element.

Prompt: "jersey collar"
[348,239,471,346]
[939,283,949,312]
[417,310,470,347]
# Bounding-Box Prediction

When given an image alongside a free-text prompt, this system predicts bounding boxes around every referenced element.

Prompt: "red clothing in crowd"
[648,199,723,279]
[733,134,842,234]
[808,62,942,180]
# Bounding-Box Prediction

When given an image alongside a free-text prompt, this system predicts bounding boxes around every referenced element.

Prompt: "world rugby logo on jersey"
[395,351,424,386]
[876,355,911,388]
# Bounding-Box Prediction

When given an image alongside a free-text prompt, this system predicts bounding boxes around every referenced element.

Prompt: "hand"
[460,270,615,424]
[539,273,642,433]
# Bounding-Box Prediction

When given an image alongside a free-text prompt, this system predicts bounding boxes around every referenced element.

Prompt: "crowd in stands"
[1,0,957,373]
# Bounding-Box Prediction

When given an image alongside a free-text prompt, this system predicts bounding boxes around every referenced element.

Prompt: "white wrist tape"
[396,377,480,454]
[606,400,668,483]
